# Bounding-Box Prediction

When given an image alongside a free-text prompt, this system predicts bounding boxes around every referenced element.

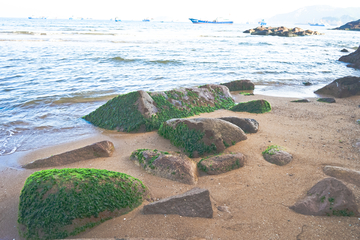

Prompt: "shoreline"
[1,93,360,239]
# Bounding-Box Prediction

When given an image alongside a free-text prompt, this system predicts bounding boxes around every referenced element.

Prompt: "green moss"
[18,168,147,240]
[131,149,172,170]
[332,209,355,217]
[231,99,271,113]
[262,145,282,156]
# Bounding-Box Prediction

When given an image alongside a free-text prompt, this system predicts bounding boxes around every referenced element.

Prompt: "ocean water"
[0,17,359,156]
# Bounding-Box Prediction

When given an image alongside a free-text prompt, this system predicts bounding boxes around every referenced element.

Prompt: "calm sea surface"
[0,18,359,157]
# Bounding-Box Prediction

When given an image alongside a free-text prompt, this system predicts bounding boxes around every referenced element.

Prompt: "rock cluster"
[339,46,360,69]
[334,19,360,31]
[243,26,324,37]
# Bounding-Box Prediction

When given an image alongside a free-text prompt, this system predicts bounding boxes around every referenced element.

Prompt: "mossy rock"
[18,168,148,239]
[230,99,271,113]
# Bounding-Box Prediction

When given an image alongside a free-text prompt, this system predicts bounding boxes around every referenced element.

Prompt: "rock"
[83,85,235,132]
[230,99,271,113]
[335,19,360,31]
[143,188,213,218]
[303,82,312,86]
[22,140,115,169]
[341,49,349,53]
[219,117,259,133]
[197,153,245,175]
[317,98,336,103]
[18,168,149,239]
[158,118,247,157]
[130,149,198,185]
[314,76,360,98]
[243,26,324,37]
[289,178,359,217]
[291,99,310,103]
[262,145,292,166]
[339,45,360,69]
[323,166,360,187]
[220,80,255,91]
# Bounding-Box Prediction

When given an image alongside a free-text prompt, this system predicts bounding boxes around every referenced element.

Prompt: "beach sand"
[1,93,360,240]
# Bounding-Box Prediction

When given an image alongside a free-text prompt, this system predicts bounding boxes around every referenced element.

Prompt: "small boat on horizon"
[308,23,326,27]
[142,18,150,22]
[115,17,121,22]
[258,19,266,26]
[28,16,47,19]
[189,17,233,24]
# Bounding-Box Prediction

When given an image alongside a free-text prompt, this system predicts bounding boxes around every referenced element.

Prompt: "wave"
[111,57,137,62]
[148,60,183,65]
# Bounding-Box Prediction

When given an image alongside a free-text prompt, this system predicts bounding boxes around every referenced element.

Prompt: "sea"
[0,17,359,158]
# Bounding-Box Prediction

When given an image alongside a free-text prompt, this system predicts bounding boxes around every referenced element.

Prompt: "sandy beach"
[1,93,360,240]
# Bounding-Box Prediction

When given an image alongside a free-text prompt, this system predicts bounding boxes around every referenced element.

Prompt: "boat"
[142,18,150,22]
[28,16,46,19]
[115,17,121,22]
[258,19,266,26]
[189,17,233,24]
[308,23,326,27]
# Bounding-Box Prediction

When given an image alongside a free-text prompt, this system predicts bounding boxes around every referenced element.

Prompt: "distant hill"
[268,5,360,26]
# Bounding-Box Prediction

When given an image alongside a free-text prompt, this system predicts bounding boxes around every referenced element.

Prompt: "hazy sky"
[1,0,360,22]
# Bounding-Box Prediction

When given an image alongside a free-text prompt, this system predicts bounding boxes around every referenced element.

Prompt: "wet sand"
[1,93,360,240]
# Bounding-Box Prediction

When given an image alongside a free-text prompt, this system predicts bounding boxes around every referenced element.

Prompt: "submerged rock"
[220,80,255,91]
[158,118,247,157]
[143,188,213,218]
[18,168,149,239]
[289,178,358,217]
[22,140,115,169]
[197,153,245,175]
[230,99,271,113]
[315,76,360,98]
[130,149,198,185]
[219,117,259,133]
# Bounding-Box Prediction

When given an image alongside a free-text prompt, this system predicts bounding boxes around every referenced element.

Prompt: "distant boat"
[258,19,266,26]
[189,18,233,24]
[308,23,326,27]
[28,16,46,19]
[115,17,121,22]
[142,19,150,22]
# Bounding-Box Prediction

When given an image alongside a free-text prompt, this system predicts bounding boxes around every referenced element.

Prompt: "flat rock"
[219,117,259,133]
[323,166,360,187]
[130,149,198,185]
[289,178,359,216]
[198,153,245,175]
[22,140,115,169]
[220,80,255,91]
[291,99,310,103]
[317,97,336,103]
[158,118,247,157]
[143,188,213,218]
[315,76,360,98]
[230,99,271,113]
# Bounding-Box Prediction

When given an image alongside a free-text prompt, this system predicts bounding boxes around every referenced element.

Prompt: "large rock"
[158,118,247,157]
[243,26,324,37]
[22,140,115,169]
[335,19,360,31]
[339,46,360,69]
[18,168,149,239]
[130,149,198,185]
[219,117,259,133]
[197,153,245,175]
[289,178,358,217]
[314,76,360,98]
[323,166,360,187]
[143,188,213,218]
[83,85,235,132]
[230,99,271,113]
[262,145,292,166]
[220,80,255,91]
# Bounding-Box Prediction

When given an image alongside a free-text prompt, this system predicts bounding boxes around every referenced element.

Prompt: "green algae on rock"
[230,99,271,113]
[83,85,235,132]
[18,168,148,240]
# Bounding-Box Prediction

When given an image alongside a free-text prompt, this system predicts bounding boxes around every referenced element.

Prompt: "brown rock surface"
[220,80,255,91]
[22,140,114,169]
[198,153,245,175]
[143,188,213,218]
[219,117,259,133]
[335,19,360,31]
[323,166,360,187]
[339,46,360,69]
[315,76,360,98]
[263,150,293,166]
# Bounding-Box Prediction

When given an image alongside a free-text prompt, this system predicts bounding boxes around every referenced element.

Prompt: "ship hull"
[189,18,233,24]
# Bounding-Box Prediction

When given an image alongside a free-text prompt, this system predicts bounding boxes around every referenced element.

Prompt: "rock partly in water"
[289,178,359,217]
[158,118,247,157]
[323,166,360,187]
[314,76,360,98]
[230,99,271,113]
[197,153,245,175]
[83,85,235,132]
[130,149,198,185]
[341,49,349,53]
[262,145,292,166]
[22,140,115,169]
[339,46,360,69]
[334,19,360,31]
[291,99,310,103]
[244,26,324,37]
[220,80,255,91]
[18,168,149,239]
[317,98,336,103]
[143,188,213,218]
[219,117,259,133]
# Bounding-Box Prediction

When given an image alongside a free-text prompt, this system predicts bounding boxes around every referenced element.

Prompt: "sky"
[1,0,360,22]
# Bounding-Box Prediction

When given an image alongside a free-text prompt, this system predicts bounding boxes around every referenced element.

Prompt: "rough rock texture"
[219,117,259,133]
[339,46,360,69]
[314,76,360,98]
[289,178,359,217]
[158,118,247,157]
[244,26,324,37]
[143,188,213,218]
[263,150,293,166]
[317,98,336,103]
[130,149,198,185]
[83,85,235,132]
[335,19,360,31]
[18,168,148,239]
[22,141,115,169]
[220,80,255,91]
[197,153,245,175]
[323,166,360,187]
[230,99,271,113]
